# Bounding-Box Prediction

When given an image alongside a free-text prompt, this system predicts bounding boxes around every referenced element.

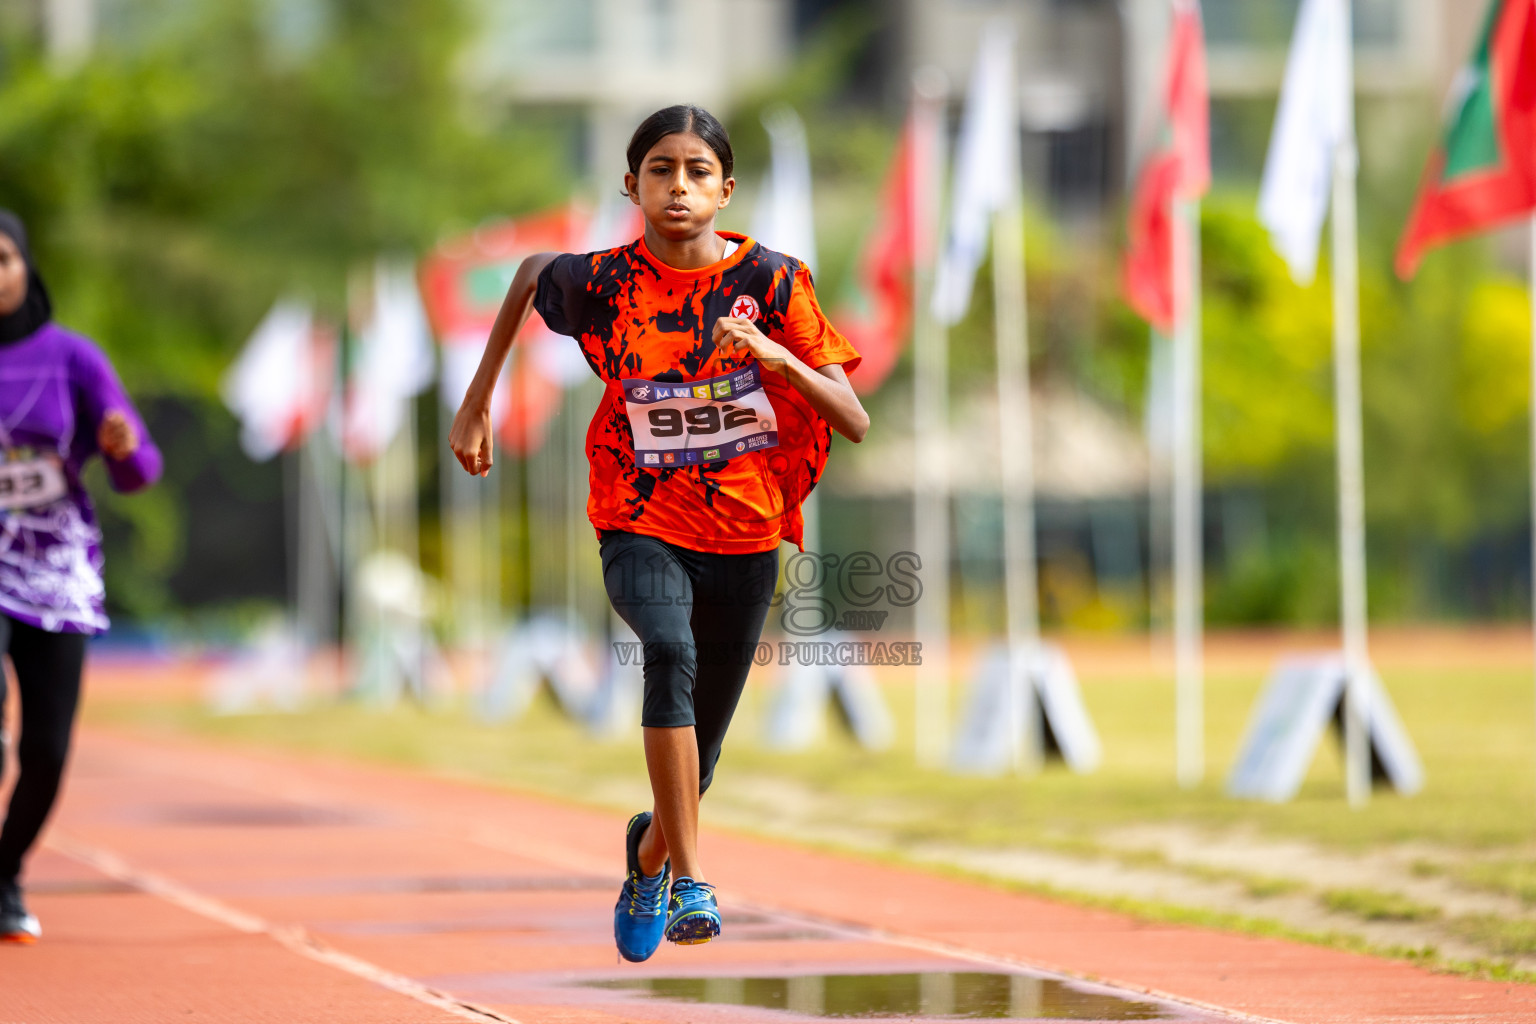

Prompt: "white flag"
[1257,0,1353,285]
[223,300,329,462]
[751,106,818,271]
[931,25,1020,326]
[344,260,435,462]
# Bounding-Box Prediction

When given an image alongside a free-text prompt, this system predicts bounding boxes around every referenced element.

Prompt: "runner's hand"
[713,317,793,374]
[98,410,139,461]
[449,401,494,477]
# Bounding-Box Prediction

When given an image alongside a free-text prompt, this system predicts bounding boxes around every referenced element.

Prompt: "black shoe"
[0,880,39,943]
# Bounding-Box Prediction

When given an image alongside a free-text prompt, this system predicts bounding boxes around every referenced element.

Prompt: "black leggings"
[0,617,87,883]
[599,530,778,794]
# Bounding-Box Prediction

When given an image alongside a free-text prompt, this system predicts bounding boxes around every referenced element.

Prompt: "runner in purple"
[0,209,162,943]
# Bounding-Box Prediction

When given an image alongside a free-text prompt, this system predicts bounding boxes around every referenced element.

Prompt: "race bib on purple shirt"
[0,456,66,511]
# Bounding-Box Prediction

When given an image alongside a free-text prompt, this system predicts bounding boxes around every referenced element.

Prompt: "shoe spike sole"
[666,914,721,945]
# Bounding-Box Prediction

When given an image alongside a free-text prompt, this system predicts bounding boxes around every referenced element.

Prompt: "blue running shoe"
[664,876,721,945]
[613,812,669,962]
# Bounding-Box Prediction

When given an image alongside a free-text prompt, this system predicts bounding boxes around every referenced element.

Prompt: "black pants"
[599,530,778,794]
[0,617,87,883]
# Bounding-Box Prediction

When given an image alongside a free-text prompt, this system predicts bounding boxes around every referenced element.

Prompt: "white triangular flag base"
[206,617,311,715]
[951,643,1101,775]
[347,550,451,708]
[764,632,897,752]
[480,614,602,724]
[1228,653,1423,802]
[584,615,643,738]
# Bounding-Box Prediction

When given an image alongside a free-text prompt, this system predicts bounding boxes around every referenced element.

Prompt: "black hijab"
[0,210,53,344]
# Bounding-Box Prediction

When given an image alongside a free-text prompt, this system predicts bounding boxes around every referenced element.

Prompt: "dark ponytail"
[625,105,735,188]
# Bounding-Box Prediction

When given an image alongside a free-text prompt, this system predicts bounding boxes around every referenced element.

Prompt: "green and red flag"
[420,203,644,455]
[1396,0,1536,279]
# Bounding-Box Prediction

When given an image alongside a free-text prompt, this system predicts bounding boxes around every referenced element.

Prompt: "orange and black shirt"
[533,231,860,555]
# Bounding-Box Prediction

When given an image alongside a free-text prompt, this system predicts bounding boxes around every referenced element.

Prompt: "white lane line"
[51,836,524,1024]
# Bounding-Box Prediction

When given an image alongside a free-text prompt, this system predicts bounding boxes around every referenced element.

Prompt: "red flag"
[1123,154,1183,333]
[1165,1,1210,197]
[1397,0,1536,279]
[833,100,938,395]
[1123,0,1209,333]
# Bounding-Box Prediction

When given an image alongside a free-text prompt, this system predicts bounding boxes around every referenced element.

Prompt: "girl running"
[449,105,866,961]
[0,210,163,943]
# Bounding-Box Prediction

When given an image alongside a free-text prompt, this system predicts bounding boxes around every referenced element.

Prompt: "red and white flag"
[1257,0,1351,285]
[833,100,940,395]
[1123,0,1209,332]
[931,27,1021,327]
[341,260,435,464]
[752,106,818,272]
[223,300,336,462]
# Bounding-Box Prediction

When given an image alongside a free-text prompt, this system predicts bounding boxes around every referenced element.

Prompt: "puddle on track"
[585,971,1193,1020]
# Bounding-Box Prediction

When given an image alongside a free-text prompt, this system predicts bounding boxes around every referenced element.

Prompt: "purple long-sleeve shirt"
[0,322,162,633]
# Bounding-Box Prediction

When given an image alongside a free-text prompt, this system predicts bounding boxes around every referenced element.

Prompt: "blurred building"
[890,0,1484,220]
[466,0,795,185]
[26,0,1486,210]
[471,0,1127,219]
[1145,0,1484,178]
[898,0,1124,220]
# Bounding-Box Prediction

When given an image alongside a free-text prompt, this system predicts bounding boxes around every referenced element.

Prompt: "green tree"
[0,0,563,618]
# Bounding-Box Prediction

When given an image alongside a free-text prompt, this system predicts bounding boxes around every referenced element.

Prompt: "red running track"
[0,726,1531,1023]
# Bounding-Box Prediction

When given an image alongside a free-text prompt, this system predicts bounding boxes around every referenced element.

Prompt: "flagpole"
[441,376,466,651]
[993,198,1042,774]
[1332,0,1371,808]
[565,378,584,668]
[370,426,393,704]
[1148,329,1172,649]
[1173,194,1204,788]
[912,70,950,767]
[402,390,425,701]
[283,445,303,653]
[296,434,335,686]
[1529,216,1536,813]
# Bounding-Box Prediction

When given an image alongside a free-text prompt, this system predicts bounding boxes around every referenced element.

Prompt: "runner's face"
[625,132,733,240]
[0,235,26,317]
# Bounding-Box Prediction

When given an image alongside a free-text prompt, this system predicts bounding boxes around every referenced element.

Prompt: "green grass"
[86,663,1536,856]
[1410,858,1447,878]
[1456,860,1536,906]
[1450,915,1536,958]
[1243,875,1304,899]
[1321,887,1442,922]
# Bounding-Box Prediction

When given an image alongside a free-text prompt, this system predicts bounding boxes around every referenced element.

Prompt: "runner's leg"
[688,546,778,795]
[0,618,87,885]
[599,531,702,879]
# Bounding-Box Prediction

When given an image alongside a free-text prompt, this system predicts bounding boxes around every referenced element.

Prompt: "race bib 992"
[623,365,779,468]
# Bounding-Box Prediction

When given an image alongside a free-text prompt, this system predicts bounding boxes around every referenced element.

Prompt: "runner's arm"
[449,251,560,476]
[73,337,163,492]
[713,316,868,443]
